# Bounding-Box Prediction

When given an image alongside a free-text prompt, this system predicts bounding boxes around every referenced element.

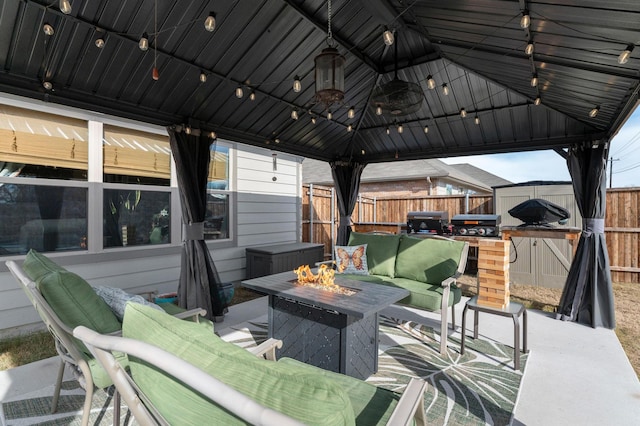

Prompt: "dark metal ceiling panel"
[0,0,638,164]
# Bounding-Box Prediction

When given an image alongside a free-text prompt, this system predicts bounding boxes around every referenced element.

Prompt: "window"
[0,106,88,254]
[205,143,230,240]
[0,105,88,181]
[103,188,171,247]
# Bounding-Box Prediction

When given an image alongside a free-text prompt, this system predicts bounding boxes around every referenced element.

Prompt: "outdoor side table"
[460,296,528,370]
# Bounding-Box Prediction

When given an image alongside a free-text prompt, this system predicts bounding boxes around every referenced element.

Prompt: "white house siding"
[0,98,302,337]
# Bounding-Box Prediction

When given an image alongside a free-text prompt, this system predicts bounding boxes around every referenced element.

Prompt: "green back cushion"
[24,249,121,351]
[123,303,356,426]
[348,232,401,277]
[395,236,465,284]
[22,249,67,281]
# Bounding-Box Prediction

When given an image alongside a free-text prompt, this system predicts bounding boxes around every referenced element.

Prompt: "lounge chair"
[74,302,428,426]
[6,252,207,426]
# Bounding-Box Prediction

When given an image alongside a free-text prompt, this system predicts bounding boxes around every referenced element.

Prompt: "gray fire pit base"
[269,296,378,380]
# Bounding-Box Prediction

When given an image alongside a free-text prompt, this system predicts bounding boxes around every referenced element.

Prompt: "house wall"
[359,178,481,198]
[0,96,302,337]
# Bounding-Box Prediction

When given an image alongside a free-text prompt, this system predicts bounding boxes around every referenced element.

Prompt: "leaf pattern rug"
[219,315,529,426]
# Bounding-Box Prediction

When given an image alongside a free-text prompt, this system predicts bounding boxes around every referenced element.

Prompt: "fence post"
[309,184,314,243]
[358,194,362,223]
[373,197,377,223]
[465,192,469,213]
[331,187,335,259]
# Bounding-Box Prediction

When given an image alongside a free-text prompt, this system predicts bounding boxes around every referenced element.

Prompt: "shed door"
[495,184,581,289]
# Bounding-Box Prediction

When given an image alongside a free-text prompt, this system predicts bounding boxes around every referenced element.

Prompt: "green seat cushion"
[123,303,356,426]
[86,351,129,389]
[158,302,215,331]
[395,236,465,285]
[22,249,67,281]
[378,277,461,311]
[36,270,122,355]
[348,232,401,277]
[278,357,402,426]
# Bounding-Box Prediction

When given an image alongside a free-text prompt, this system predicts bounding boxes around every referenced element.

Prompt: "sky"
[443,107,640,188]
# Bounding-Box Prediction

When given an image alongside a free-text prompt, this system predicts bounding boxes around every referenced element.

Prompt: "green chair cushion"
[348,232,401,277]
[86,351,129,389]
[395,236,465,285]
[278,357,402,426]
[123,303,356,426]
[36,270,122,355]
[22,249,67,281]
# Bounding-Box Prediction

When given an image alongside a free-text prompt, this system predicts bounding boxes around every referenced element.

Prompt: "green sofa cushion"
[395,236,465,285]
[36,270,122,355]
[22,249,67,281]
[123,303,356,426]
[278,357,402,425]
[86,351,129,389]
[348,232,401,277]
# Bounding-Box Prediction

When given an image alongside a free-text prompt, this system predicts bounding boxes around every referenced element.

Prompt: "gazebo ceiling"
[1,0,639,163]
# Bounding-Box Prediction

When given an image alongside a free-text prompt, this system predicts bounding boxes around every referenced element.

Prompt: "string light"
[311,116,317,125]
[534,96,541,105]
[442,83,449,96]
[530,73,538,87]
[376,105,383,115]
[327,111,332,120]
[249,92,256,101]
[426,75,436,89]
[95,38,105,48]
[520,9,530,29]
[397,123,403,133]
[210,131,217,139]
[383,27,394,46]
[474,115,480,125]
[43,81,53,90]
[348,107,355,119]
[460,108,467,118]
[386,127,390,135]
[618,44,634,64]
[291,110,299,120]
[589,106,600,118]
[139,33,149,51]
[347,124,353,132]
[43,24,54,36]
[235,86,244,98]
[200,72,207,83]
[423,125,429,134]
[525,41,534,56]
[204,12,216,32]
[293,76,302,93]
[185,125,192,135]
[60,0,72,15]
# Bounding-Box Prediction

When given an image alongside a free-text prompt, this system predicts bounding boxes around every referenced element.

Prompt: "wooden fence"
[302,184,640,283]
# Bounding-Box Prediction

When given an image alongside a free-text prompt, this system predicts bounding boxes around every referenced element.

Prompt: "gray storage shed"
[494,182,581,289]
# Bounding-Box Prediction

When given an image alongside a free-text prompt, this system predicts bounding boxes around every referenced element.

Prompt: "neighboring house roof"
[302,158,512,192]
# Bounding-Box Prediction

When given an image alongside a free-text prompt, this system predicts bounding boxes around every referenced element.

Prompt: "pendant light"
[60,0,72,15]
[314,0,345,111]
[442,83,449,96]
[204,12,216,32]
[426,75,436,90]
[293,76,302,93]
[139,33,149,51]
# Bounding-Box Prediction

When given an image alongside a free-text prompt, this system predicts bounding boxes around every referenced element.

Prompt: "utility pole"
[609,157,619,188]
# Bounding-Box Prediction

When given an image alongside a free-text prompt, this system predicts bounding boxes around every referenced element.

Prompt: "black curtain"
[557,142,615,329]
[330,161,366,246]
[168,128,226,320]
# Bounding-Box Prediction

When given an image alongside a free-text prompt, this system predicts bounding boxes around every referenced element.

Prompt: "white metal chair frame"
[73,326,428,426]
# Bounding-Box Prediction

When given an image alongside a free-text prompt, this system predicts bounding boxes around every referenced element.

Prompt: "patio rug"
[0,316,528,426]
[220,315,529,426]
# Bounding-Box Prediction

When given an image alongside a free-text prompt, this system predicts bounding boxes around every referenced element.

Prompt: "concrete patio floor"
[2,295,639,425]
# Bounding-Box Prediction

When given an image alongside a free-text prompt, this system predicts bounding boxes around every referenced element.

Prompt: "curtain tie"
[582,218,604,237]
[339,216,351,227]
[183,222,204,240]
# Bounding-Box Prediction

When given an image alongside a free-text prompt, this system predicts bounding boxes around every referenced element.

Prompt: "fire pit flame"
[293,264,355,295]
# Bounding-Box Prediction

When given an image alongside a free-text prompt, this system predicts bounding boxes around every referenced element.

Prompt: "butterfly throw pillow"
[334,244,369,275]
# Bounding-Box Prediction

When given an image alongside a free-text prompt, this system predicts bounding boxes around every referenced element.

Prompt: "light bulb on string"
[327,111,332,120]
[383,27,394,46]
[525,42,534,56]
[589,106,600,118]
[386,127,390,135]
[293,76,302,93]
[423,125,429,134]
[235,86,244,98]
[534,96,541,105]
[152,67,159,81]
[376,105,383,115]
[460,108,467,118]
[199,72,207,83]
[474,115,480,125]
[204,12,216,32]
[249,92,256,101]
[348,107,355,119]
[397,123,403,133]
[531,73,538,87]
[618,44,634,64]
[43,24,54,36]
[139,33,149,51]
[43,81,53,90]
[311,116,317,125]
[60,0,72,15]
[520,10,530,29]
[95,38,105,48]
[442,84,449,96]
[347,124,352,132]
[426,75,436,89]
[291,110,299,120]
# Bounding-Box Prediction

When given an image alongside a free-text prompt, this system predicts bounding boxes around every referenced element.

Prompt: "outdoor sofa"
[335,232,469,355]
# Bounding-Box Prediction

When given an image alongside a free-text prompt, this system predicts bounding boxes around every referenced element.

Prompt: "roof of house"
[302,158,512,191]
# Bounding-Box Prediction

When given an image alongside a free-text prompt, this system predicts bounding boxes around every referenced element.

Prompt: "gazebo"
[2,0,638,328]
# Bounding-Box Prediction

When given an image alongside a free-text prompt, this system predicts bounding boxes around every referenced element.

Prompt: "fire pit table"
[241,270,410,380]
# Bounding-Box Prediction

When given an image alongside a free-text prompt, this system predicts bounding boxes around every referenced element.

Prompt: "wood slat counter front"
[500,226,581,255]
